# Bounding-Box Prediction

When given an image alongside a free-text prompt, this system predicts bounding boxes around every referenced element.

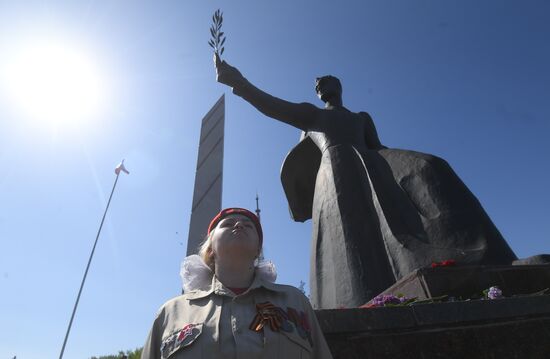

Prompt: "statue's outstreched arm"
[215,55,319,131]
[234,81,319,131]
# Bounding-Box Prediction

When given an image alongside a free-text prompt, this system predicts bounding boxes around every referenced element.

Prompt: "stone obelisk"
[186,95,225,255]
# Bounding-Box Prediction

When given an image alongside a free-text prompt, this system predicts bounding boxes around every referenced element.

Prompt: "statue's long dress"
[281,110,517,309]
[309,142,397,308]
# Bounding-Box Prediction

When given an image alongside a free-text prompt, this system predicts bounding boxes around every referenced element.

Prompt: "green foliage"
[208,9,226,56]
[90,347,142,359]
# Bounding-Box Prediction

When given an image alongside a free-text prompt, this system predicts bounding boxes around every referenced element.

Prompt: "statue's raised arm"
[214,54,319,131]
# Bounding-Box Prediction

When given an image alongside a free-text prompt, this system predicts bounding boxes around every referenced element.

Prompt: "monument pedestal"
[378,264,550,300]
[316,264,550,358]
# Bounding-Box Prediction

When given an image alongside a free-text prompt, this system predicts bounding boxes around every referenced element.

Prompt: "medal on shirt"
[249,302,284,332]
[249,302,312,341]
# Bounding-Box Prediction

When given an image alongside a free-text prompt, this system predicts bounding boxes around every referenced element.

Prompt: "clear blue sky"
[1,1,549,358]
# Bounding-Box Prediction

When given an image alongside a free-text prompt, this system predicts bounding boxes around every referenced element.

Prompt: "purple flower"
[487,286,503,299]
[371,294,408,307]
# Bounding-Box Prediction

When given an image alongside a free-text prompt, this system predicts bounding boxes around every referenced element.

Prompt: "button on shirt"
[142,275,333,359]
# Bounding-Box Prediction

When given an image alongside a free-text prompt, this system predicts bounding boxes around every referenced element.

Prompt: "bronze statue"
[214,54,517,309]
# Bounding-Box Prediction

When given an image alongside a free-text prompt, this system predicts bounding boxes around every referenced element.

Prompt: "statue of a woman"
[215,55,517,308]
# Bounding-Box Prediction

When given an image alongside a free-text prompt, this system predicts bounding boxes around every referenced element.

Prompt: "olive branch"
[208,9,226,57]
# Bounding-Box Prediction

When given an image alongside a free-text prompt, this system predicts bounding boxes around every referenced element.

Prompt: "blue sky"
[0,1,549,358]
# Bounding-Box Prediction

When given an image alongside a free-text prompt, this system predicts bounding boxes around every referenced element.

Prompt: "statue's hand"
[214,53,245,88]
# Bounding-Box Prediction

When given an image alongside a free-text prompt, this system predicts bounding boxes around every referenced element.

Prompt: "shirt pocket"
[160,323,203,359]
[279,329,312,359]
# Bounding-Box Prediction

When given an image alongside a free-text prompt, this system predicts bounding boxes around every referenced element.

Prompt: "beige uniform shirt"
[142,275,333,359]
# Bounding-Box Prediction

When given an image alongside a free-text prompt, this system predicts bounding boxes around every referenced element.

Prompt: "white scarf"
[180,254,277,292]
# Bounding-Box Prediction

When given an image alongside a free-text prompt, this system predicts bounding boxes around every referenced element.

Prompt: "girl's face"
[210,214,260,264]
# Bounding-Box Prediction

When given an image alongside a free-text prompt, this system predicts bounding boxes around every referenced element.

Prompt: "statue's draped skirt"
[309,145,517,309]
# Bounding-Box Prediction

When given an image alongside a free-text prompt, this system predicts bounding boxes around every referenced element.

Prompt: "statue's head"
[315,75,342,103]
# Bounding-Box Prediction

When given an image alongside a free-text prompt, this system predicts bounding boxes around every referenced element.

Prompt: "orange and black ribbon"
[249,302,284,332]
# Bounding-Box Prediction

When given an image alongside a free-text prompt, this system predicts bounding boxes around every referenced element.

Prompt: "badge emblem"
[160,323,203,359]
[177,324,196,342]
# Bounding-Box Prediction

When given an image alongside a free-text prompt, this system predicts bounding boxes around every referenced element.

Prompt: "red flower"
[431,259,456,268]
[359,303,378,309]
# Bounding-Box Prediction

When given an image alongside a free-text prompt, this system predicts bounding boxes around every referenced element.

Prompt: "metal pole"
[59,172,121,359]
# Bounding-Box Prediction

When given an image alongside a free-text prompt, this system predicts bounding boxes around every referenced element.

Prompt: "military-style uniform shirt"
[142,275,333,359]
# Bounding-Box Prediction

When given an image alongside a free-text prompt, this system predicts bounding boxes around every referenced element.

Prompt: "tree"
[90,347,142,359]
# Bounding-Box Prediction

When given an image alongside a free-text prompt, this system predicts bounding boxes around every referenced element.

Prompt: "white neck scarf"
[180,254,277,292]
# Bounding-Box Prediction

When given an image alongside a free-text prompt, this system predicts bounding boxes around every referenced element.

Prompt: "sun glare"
[4,41,104,127]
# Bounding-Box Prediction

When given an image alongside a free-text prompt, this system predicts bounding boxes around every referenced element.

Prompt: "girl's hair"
[198,232,215,271]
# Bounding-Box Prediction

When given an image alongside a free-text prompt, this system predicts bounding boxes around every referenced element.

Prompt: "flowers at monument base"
[360,294,413,308]
[356,286,548,309]
[372,294,407,306]
[484,286,503,300]
[431,259,456,268]
[359,285,515,308]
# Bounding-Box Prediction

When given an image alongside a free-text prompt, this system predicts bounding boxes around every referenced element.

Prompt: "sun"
[3,40,104,127]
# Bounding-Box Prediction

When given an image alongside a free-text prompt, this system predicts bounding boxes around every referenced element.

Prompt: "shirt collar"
[184,273,281,300]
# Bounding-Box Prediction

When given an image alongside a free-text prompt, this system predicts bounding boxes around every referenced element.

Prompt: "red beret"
[207,208,263,246]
